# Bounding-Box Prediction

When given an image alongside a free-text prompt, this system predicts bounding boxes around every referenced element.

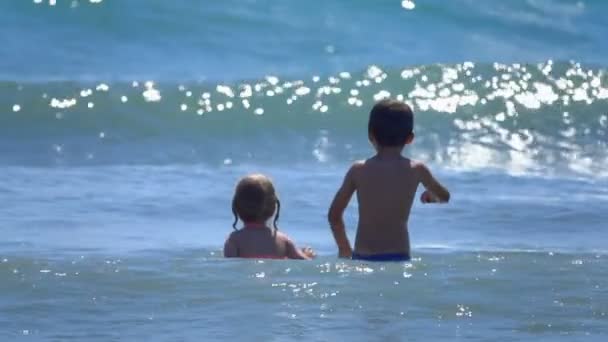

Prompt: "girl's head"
[232,174,280,230]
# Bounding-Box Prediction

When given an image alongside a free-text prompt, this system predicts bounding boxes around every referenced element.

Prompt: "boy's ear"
[368,132,377,145]
[405,132,415,145]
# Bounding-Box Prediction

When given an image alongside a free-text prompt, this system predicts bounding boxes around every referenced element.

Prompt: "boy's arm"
[327,164,358,258]
[415,163,450,203]
[223,234,238,258]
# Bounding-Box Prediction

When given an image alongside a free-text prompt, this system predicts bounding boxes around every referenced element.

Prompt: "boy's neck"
[375,146,404,159]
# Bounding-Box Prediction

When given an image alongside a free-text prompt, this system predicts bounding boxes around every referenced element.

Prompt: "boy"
[328,99,450,261]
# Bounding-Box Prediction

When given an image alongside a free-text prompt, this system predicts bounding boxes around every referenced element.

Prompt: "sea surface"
[1,0,608,340]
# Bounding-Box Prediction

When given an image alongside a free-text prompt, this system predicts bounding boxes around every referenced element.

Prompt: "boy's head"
[232,174,280,229]
[368,99,414,148]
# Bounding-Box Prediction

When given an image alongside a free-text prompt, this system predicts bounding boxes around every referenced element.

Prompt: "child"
[328,99,450,261]
[224,174,315,260]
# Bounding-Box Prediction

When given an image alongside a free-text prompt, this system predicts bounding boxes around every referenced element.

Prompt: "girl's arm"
[285,239,314,260]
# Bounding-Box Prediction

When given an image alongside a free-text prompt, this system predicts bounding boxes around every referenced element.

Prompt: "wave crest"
[1,61,607,177]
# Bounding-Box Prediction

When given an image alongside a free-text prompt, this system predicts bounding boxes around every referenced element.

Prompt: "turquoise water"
[1,0,608,340]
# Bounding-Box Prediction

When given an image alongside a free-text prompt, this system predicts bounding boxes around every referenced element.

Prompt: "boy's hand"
[416,163,450,203]
[420,190,439,203]
[301,247,316,259]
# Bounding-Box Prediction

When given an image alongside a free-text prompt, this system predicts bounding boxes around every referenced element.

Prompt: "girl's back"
[223,174,314,260]
[225,226,289,259]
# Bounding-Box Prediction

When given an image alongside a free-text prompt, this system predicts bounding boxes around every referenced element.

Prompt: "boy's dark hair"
[368,99,414,147]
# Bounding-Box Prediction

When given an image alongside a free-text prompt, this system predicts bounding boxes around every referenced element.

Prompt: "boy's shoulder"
[343,160,366,179]
[350,159,367,170]
[359,157,429,176]
[409,159,431,173]
[345,158,428,180]
[359,156,426,168]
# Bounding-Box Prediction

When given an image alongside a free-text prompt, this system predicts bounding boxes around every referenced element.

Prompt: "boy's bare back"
[328,99,449,259]
[350,156,417,255]
[341,156,446,256]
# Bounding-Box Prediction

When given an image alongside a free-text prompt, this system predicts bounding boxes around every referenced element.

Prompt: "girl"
[223,174,315,260]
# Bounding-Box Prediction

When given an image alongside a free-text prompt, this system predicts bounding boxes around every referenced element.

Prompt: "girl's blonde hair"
[232,174,280,230]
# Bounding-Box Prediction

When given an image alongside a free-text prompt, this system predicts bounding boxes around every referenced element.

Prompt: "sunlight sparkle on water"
[216,85,235,98]
[295,86,311,96]
[96,83,109,92]
[143,82,161,102]
[9,59,605,175]
[401,0,416,10]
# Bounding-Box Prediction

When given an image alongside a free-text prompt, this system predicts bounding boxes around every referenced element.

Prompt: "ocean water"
[1,0,608,340]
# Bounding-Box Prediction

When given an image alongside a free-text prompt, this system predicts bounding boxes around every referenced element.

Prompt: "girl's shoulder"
[226,229,244,242]
[271,230,291,244]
